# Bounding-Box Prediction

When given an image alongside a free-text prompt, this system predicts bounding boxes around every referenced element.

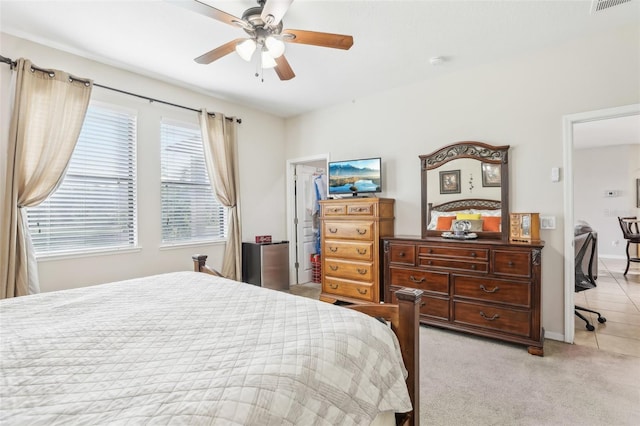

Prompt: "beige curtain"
[0,59,92,298]
[199,110,242,280]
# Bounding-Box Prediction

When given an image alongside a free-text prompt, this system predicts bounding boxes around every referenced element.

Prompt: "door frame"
[285,153,330,285]
[562,103,640,343]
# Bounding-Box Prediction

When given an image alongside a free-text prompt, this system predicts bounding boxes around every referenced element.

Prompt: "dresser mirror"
[420,141,510,239]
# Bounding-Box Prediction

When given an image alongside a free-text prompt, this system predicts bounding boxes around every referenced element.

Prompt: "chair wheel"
[598,317,606,323]
[586,324,595,331]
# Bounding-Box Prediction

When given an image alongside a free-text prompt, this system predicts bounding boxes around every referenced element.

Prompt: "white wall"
[574,144,640,257]
[0,33,287,292]
[284,24,640,338]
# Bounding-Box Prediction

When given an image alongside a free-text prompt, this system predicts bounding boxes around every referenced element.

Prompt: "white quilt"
[0,271,411,425]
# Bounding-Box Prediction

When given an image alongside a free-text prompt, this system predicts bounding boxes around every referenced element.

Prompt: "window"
[160,119,226,244]
[27,103,137,256]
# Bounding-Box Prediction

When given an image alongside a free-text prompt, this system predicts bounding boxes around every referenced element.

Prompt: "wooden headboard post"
[192,254,224,277]
[394,288,423,426]
[192,254,208,272]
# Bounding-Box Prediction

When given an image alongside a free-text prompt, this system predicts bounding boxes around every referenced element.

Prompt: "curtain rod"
[0,55,242,124]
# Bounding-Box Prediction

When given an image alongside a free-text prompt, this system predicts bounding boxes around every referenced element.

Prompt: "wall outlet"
[540,215,556,230]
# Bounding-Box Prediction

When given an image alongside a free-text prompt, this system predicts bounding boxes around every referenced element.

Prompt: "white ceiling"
[1,0,639,118]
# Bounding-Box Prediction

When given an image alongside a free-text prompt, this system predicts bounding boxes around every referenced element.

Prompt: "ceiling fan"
[170,0,354,80]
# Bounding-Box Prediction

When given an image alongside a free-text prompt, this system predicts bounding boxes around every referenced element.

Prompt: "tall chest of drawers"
[383,237,545,355]
[319,198,395,304]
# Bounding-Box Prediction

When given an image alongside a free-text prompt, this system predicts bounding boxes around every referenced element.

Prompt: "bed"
[426,198,503,237]
[0,255,421,425]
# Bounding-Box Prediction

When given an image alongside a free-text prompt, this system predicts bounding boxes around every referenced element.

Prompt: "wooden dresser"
[383,237,545,355]
[319,198,395,304]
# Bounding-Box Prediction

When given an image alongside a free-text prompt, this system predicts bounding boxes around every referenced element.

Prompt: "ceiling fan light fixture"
[265,36,285,58]
[261,50,277,69]
[235,39,256,61]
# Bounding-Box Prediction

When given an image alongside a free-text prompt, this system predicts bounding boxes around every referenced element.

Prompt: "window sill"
[159,240,226,251]
[36,246,142,262]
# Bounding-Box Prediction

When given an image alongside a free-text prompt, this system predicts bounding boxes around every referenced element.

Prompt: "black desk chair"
[575,231,606,331]
[617,216,640,275]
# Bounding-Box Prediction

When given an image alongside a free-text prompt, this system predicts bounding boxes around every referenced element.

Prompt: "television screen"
[328,157,382,195]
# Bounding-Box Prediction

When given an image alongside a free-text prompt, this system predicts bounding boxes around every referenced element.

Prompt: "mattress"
[0,271,411,425]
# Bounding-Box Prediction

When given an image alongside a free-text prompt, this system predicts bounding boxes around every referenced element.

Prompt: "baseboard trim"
[544,331,564,342]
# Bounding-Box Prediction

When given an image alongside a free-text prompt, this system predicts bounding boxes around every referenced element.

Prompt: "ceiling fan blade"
[261,0,294,27]
[168,0,245,28]
[274,55,295,80]
[282,29,353,50]
[195,38,244,64]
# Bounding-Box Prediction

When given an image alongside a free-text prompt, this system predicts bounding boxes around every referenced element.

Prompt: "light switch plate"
[540,215,556,230]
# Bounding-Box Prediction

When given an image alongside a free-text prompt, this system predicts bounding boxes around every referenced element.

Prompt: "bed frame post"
[394,288,423,426]
[192,254,208,272]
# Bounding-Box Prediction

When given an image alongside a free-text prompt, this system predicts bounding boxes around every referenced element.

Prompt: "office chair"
[574,231,607,331]
[617,216,640,275]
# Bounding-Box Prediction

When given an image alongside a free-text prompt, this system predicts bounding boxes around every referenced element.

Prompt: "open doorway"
[563,104,640,350]
[285,154,329,285]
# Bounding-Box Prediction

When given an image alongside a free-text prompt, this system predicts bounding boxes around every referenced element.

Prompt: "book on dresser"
[383,236,545,356]
[319,198,395,304]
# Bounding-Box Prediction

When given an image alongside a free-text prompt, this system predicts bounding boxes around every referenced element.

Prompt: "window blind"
[27,103,137,255]
[160,120,226,244]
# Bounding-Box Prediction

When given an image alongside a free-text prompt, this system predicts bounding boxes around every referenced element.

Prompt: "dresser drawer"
[493,250,532,278]
[324,258,373,281]
[322,203,347,216]
[325,241,373,261]
[419,245,489,261]
[389,267,449,294]
[388,243,416,266]
[419,257,488,273]
[324,221,374,241]
[347,202,375,215]
[388,285,449,321]
[322,202,375,216]
[453,275,531,307]
[324,277,374,302]
[453,301,531,337]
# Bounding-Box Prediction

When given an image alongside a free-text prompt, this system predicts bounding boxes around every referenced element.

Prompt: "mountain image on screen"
[329,158,381,194]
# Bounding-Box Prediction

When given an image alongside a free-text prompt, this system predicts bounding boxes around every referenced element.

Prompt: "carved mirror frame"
[420,141,510,240]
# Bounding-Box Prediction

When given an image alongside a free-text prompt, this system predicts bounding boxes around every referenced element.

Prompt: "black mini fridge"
[242,241,290,291]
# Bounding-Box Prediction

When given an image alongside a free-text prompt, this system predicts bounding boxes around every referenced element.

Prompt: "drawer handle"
[356,229,367,235]
[480,284,500,293]
[329,208,341,212]
[329,247,338,252]
[352,207,367,212]
[357,268,368,275]
[479,311,500,321]
[398,252,405,257]
[357,248,367,255]
[508,261,514,267]
[329,283,339,289]
[329,228,338,233]
[410,276,425,283]
[428,248,433,253]
[471,264,477,270]
[420,302,426,307]
[329,265,339,271]
[471,252,477,257]
[357,288,368,295]
[427,260,433,265]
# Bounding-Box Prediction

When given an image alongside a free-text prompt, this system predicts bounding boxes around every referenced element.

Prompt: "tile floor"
[574,257,640,358]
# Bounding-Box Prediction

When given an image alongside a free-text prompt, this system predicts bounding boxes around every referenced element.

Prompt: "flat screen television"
[328,157,382,196]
